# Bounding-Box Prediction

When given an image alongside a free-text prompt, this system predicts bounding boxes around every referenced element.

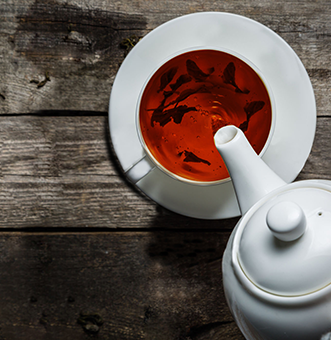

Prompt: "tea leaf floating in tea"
[179,150,211,165]
[223,62,249,94]
[239,101,265,132]
[170,85,211,108]
[158,67,178,92]
[169,74,192,91]
[186,59,214,82]
[154,84,211,112]
[151,105,198,127]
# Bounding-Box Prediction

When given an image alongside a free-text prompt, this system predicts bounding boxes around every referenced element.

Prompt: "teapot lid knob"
[266,201,306,242]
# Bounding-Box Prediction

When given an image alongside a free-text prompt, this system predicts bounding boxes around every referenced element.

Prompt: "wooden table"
[0,1,330,339]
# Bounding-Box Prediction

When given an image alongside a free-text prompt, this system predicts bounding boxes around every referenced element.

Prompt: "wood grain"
[0,1,330,339]
[0,115,329,228]
[297,117,331,181]
[0,231,243,340]
[0,0,330,115]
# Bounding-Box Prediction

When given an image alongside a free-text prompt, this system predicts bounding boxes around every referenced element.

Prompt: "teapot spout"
[214,125,286,214]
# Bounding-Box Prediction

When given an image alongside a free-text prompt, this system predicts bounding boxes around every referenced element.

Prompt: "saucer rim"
[108,12,316,219]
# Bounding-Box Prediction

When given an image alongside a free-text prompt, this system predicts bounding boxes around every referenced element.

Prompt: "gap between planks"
[0,226,235,234]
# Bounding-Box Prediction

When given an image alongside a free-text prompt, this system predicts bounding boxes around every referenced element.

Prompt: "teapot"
[214,125,331,340]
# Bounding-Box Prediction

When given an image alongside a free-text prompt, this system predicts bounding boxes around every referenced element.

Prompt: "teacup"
[126,46,275,185]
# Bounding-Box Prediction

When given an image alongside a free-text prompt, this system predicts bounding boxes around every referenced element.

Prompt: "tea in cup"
[126,47,274,184]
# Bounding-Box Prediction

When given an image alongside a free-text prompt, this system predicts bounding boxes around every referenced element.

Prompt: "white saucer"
[109,12,316,219]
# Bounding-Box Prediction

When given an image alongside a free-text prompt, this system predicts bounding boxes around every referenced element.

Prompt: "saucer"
[109,12,316,219]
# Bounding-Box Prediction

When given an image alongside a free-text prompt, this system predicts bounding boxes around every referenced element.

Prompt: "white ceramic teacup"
[125,46,276,185]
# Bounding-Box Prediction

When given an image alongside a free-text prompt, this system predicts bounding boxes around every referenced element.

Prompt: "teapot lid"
[237,181,331,296]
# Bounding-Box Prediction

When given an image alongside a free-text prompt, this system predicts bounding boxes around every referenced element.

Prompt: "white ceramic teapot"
[214,125,331,340]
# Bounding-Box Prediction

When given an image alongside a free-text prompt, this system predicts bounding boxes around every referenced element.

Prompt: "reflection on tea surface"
[139,50,272,182]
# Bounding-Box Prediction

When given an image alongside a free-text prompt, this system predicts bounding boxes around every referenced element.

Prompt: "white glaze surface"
[109,12,316,219]
[239,185,331,296]
[223,181,331,339]
[266,201,307,241]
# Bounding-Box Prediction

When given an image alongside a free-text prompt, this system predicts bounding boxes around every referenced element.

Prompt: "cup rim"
[135,45,276,186]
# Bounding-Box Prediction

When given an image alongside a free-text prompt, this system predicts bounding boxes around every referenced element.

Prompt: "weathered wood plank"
[0,115,114,177]
[1,115,329,179]
[0,177,241,229]
[297,117,331,180]
[0,231,243,340]
[0,0,330,114]
[0,115,330,228]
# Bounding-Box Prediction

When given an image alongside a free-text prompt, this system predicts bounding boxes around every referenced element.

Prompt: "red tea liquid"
[139,50,272,182]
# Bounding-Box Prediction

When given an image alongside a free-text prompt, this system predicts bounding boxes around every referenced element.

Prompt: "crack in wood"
[183,321,234,339]
[18,17,145,32]
[0,227,233,233]
[0,110,108,117]
[307,68,331,79]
